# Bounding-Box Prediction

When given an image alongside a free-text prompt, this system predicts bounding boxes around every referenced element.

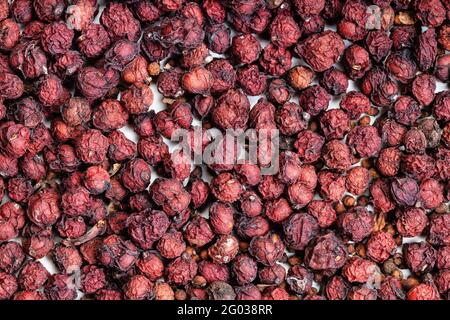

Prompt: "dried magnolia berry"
[347,286,377,300]
[419,178,444,209]
[326,276,350,300]
[0,0,446,301]
[265,198,292,223]
[33,0,65,22]
[198,260,229,283]
[287,181,314,209]
[181,67,213,95]
[231,254,257,285]
[208,235,239,264]
[18,260,49,291]
[259,264,286,286]
[305,232,347,271]
[299,85,330,116]
[0,73,24,100]
[205,24,230,54]
[52,244,82,274]
[211,173,242,204]
[275,102,307,136]
[322,140,353,171]
[404,242,436,273]
[212,89,249,130]
[428,214,450,246]
[0,272,18,299]
[340,91,370,120]
[396,207,428,237]
[386,50,417,83]
[287,66,314,91]
[366,231,397,263]
[377,147,401,177]
[123,275,153,300]
[269,12,301,48]
[167,253,198,286]
[27,189,60,228]
[209,202,234,235]
[407,283,441,300]
[320,68,348,96]
[295,30,344,72]
[236,216,270,240]
[267,79,291,105]
[437,246,450,270]
[404,128,427,154]
[393,95,421,126]
[77,23,111,58]
[294,130,325,163]
[98,235,139,271]
[157,229,186,259]
[41,22,74,55]
[403,153,436,182]
[347,125,382,158]
[208,281,235,300]
[365,30,392,63]
[378,276,405,300]
[346,167,369,195]
[307,200,337,228]
[127,209,169,250]
[45,273,77,300]
[150,178,190,215]
[235,284,261,300]
[411,74,436,106]
[344,44,371,80]
[231,34,261,64]
[258,175,285,201]
[61,186,90,216]
[74,129,109,165]
[11,0,33,24]
[100,2,140,41]
[391,177,419,207]
[108,131,137,163]
[92,99,129,132]
[283,213,319,251]
[249,233,285,266]
[80,265,106,295]
[237,64,267,96]
[415,0,446,27]
[286,265,313,295]
[417,118,441,149]
[377,119,406,147]
[184,216,214,248]
[238,192,262,218]
[318,170,345,201]
[76,66,119,101]
[9,41,47,79]
[0,19,20,51]
[0,242,25,274]
[320,109,350,140]
[21,225,54,260]
[259,43,292,76]
[415,28,437,72]
[105,40,139,71]
[0,122,30,158]
[339,206,374,242]
[342,257,380,283]
[433,91,450,122]
[84,166,110,195]
[207,59,236,95]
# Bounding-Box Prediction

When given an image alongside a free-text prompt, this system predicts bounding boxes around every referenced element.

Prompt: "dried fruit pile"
[0,0,449,301]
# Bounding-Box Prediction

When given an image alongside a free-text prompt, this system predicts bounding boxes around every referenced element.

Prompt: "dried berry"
[295,30,344,72]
